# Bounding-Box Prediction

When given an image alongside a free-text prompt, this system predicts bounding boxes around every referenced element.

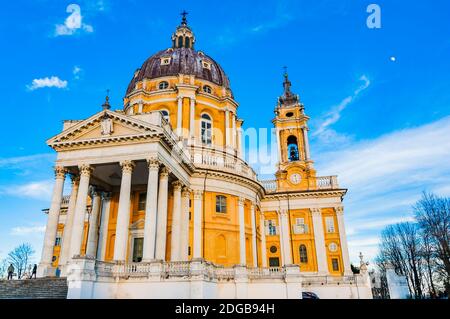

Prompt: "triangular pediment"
[47,110,164,149]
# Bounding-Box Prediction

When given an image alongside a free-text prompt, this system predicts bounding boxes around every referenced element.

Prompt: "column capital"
[69,173,80,185]
[310,207,321,216]
[78,164,93,177]
[334,206,344,215]
[120,160,135,173]
[160,166,170,178]
[238,197,245,206]
[279,209,288,216]
[101,191,112,201]
[181,186,191,197]
[193,189,203,199]
[147,157,160,170]
[89,186,101,198]
[54,166,67,179]
[172,180,183,191]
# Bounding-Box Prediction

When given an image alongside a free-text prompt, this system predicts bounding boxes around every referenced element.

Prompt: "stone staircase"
[0,278,68,299]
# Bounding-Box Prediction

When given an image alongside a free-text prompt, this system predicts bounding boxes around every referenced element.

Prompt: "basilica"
[38,15,372,299]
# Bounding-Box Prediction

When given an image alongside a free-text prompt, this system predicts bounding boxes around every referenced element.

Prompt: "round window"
[329,243,338,252]
[286,112,294,117]
[270,246,277,253]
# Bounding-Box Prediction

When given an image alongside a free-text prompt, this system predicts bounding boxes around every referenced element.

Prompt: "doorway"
[132,238,143,262]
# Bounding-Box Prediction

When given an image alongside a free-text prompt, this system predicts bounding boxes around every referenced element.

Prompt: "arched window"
[287,135,299,161]
[178,36,183,48]
[299,244,308,263]
[203,85,212,94]
[201,113,212,145]
[158,81,169,90]
[160,110,170,123]
[185,37,190,48]
[215,195,227,213]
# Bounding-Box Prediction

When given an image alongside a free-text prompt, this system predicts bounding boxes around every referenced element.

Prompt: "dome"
[125,47,231,96]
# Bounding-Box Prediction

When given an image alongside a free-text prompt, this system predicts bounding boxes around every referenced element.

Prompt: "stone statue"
[101,115,114,136]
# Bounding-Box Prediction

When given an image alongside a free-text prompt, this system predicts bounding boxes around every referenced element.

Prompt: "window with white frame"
[265,219,278,236]
[293,217,308,234]
[203,85,212,94]
[160,57,171,65]
[215,195,227,214]
[158,81,169,90]
[201,113,212,145]
[325,216,335,233]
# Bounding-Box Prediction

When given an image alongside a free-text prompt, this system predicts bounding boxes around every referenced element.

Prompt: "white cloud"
[55,4,93,36]
[27,76,68,91]
[0,180,53,201]
[10,225,46,236]
[315,115,450,263]
[313,75,370,143]
[73,66,82,79]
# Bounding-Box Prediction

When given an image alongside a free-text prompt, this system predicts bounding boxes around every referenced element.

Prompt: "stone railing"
[301,275,356,285]
[260,175,340,193]
[247,267,285,279]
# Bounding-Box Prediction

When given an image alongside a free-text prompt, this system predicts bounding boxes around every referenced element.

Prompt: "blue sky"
[1,0,450,266]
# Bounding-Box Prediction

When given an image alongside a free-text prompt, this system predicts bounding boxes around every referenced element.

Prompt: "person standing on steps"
[31,264,37,279]
[7,264,14,280]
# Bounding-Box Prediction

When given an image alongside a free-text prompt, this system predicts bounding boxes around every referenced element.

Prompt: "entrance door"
[269,257,280,267]
[132,238,143,262]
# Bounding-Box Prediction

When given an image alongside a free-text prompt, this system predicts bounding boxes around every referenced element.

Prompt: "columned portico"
[38,166,66,277]
[114,160,135,261]
[311,208,328,274]
[142,158,160,261]
[336,206,353,275]
[238,197,246,265]
[59,173,79,269]
[69,165,93,260]
[85,189,101,256]
[170,181,183,261]
[155,167,169,260]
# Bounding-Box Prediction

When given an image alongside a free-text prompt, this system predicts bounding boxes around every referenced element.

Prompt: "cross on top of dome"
[180,10,188,26]
[172,11,195,49]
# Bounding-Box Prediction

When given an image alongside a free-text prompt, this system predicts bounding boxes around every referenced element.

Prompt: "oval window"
[158,81,169,90]
[286,112,294,117]
[203,85,212,94]
[270,246,277,253]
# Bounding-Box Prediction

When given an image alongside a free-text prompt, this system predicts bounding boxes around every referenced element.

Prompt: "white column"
[231,112,236,148]
[303,126,311,160]
[238,197,246,265]
[177,96,183,135]
[280,210,292,265]
[336,206,352,275]
[59,174,79,267]
[192,190,203,259]
[278,212,285,263]
[142,158,160,261]
[138,102,143,114]
[276,128,282,163]
[170,181,183,261]
[69,165,93,260]
[311,208,328,274]
[97,192,112,261]
[155,167,169,260]
[225,109,230,148]
[85,189,101,256]
[38,166,66,276]
[113,160,135,261]
[260,213,267,267]
[189,98,195,138]
[180,187,191,261]
[250,204,257,267]
[237,125,243,158]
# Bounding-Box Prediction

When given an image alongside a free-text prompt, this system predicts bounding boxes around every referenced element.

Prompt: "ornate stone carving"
[193,190,203,200]
[101,192,112,201]
[120,160,135,173]
[54,166,67,179]
[100,114,114,136]
[172,181,183,191]
[238,197,245,206]
[335,206,344,215]
[160,166,170,178]
[310,207,321,216]
[69,173,80,185]
[78,164,93,177]
[182,186,192,198]
[147,157,160,170]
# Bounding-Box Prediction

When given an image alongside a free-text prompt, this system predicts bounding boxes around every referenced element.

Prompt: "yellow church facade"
[38,16,372,299]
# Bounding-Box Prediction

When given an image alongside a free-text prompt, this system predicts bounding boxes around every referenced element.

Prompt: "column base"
[37,263,56,278]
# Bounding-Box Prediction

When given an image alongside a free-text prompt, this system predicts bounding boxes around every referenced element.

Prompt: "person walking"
[7,264,14,280]
[31,264,37,279]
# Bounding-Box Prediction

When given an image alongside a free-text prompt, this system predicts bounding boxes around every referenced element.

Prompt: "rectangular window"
[132,238,144,262]
[265,220,278,236]
[54,237,61,246]
[216,195,227,213]
[332,258,339,271]
[326,216,335,233]
[294,218,308,234]
[269,257,280,267]
[138,192,147,211]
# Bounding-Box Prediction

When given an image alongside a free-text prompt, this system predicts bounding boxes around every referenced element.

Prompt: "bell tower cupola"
[273,69,316,191]
[172,10,196,49]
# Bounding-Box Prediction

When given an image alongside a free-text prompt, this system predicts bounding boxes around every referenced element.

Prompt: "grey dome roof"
[126,47,231,96]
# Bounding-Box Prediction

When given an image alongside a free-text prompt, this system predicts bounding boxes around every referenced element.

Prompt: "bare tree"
[0,259,8,279]
[7,244,35,279]
[421,231,438,297]
[414,192,450,295]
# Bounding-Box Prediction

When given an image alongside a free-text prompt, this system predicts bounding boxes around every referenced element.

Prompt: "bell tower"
[273,69,317,191]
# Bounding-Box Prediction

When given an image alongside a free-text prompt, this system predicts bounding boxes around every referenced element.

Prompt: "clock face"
[290,173,301,184]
